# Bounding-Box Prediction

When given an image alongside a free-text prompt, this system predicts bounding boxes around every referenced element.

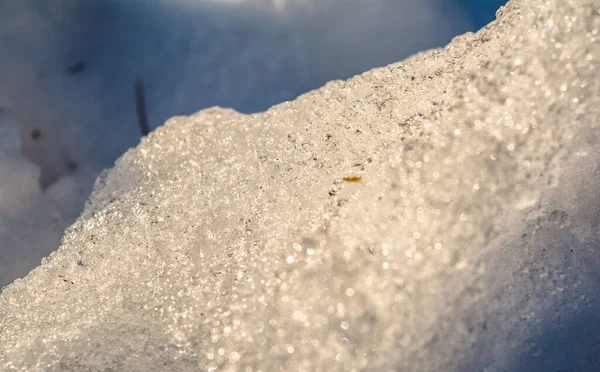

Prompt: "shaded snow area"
[1,0,600,371]
[0,0,475,288]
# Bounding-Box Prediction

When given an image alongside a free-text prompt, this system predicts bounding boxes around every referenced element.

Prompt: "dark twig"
[135,79,150,136]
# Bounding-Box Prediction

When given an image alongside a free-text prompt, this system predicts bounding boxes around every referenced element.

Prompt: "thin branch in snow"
[135,79,150,137]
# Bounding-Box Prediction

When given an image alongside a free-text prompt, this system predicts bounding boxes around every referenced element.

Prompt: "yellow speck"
[343,176,362,183]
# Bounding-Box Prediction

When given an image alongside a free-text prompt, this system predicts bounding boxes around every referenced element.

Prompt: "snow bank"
[1,0,599,370]
[0,0,472,288]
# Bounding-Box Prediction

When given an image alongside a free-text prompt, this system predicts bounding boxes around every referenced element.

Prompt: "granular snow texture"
[1,0,599,371]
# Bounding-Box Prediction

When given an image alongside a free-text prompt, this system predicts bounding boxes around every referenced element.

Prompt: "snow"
[1,0,599,370]
[0,0,474,288]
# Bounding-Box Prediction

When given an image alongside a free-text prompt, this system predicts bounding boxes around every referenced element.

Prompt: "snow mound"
[0,0,472,288]
[1,0,599,370]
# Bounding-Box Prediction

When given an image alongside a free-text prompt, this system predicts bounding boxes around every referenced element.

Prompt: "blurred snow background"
[0,0,505,288]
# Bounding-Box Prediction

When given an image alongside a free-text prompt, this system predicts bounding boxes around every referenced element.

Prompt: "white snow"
[1,0,598,370]
[0,0,473,288]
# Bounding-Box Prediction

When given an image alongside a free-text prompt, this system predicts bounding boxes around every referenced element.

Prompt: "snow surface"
[1,0,598,370]
[0,0,474,288]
